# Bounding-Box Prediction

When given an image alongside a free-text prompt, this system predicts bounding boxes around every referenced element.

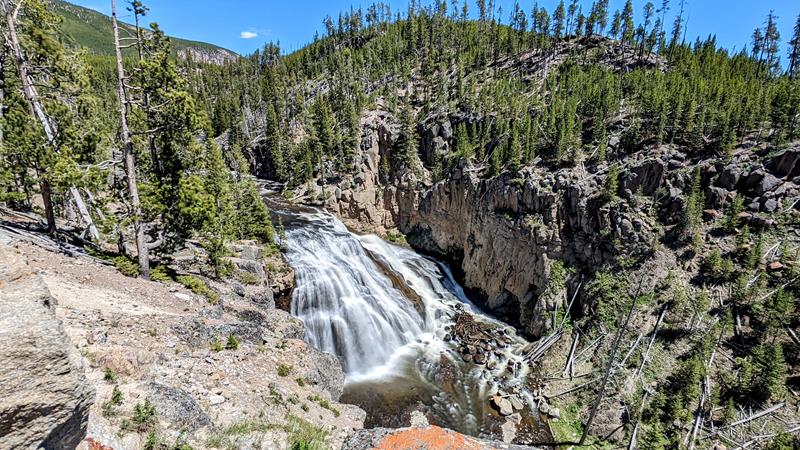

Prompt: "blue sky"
[73,1,798,61]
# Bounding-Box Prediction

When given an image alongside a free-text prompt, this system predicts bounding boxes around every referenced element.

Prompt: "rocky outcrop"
[0,243,94,449]
[325,111,655,336]
[322,110,800,337]
[177,47,237,66]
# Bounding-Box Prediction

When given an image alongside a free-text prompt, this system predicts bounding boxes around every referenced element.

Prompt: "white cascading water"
[286,211,426,374]
[281,206,534,435]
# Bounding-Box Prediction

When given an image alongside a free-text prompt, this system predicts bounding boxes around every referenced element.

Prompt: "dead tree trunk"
[112,0,149,279]
[580,275,645,445]
[2,0,100,240]
[0,41,6,146]
[130,4,162,181]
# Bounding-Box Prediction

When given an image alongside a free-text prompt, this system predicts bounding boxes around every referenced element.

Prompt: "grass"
[225,335,240,350]
[307,394,340,417]
[176,275,219,304]
[548,402,583,444]
[122,399,157,433]
[101,385,124,418]
[206,415,328,450]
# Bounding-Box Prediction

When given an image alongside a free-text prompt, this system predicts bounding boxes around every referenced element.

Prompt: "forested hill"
[188,0,800,188]
[50,0,236,63]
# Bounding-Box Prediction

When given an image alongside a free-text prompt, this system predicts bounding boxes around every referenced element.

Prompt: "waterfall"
[280,206,535,435]
[285,211,427,374]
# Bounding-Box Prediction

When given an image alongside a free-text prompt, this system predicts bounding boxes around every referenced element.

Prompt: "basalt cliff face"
[309,111,800,338]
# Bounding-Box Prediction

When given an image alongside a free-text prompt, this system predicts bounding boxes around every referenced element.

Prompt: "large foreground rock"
[342,425,540,450]
[0,244,94,449]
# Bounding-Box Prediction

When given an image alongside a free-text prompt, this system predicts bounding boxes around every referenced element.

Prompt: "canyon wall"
[316,110,800,338]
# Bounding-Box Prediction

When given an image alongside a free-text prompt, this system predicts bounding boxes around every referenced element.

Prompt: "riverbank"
[0,217,365,449]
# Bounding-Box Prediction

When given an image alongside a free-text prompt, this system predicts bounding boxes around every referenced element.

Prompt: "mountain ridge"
[50,0,237,64]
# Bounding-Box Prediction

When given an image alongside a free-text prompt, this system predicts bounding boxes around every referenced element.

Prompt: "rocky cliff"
[314,111,800,338]
[0,238,94,449]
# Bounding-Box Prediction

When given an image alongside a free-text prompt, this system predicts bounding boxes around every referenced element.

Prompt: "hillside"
[2,0,800,448]
[50,0,236,63]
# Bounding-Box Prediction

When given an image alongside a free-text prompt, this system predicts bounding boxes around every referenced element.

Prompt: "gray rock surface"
[0,244,94,449]
[145,382,212,432]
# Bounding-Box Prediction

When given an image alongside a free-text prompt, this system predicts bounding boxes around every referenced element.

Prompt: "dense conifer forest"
[2,0,800,448]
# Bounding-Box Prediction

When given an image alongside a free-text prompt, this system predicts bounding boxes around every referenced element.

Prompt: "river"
[265,187,550,442]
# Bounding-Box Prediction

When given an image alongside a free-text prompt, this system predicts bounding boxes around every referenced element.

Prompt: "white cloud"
[240,31,258,39]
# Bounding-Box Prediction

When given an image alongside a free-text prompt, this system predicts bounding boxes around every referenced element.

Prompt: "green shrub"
[211,336,223,352]
[295,377,306,387]
[143,430,159,450]
[101,385,124,417]
[123,399,157,432]
[225,335,240,350]
[113,256,139,277]
[149,265,171,283]
[277,363,292,377]
[103,367,117,383]
[702,249,734,280]
[176,275,219,304]
[386,230,407,244]
[110,385,123,405]
[236,271,261,285]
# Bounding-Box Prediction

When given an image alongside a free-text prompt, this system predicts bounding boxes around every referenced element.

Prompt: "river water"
[265,190,544,439]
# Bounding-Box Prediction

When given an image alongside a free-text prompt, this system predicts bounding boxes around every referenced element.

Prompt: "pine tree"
[552,1,566,40]
[669,0,685,52]
[603,163,619,201]
[1,0,101,239]
[566,0,579,36]
[393,104,419,172]
[763,12,782,74]
[621,0,635,48]
[640,2,656,57]
[752,27,765,60]
[789,13,800,78]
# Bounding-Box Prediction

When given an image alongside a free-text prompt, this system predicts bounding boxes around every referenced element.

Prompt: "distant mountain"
[50,0,237,64]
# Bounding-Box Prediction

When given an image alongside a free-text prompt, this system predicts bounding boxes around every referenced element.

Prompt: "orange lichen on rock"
[83,438,114,450]
[375,425,499,450]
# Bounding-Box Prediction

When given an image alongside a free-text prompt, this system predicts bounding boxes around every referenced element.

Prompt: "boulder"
[145,383,211,432]
[229,257,266,283]
[492,395,514,416]
[0,245,94,449]
[766,146,800,179]
[623,158,666,195]
[743,169,782,196]
[300,346,346,400]
[716,164,742,190]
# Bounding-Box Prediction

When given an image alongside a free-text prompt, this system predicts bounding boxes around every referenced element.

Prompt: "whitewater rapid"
[279,205,534,435]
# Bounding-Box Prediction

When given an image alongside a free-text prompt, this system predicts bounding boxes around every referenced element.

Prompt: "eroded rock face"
[320,110,800,338]
[325,112,656,337]
[0,244,94,449]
